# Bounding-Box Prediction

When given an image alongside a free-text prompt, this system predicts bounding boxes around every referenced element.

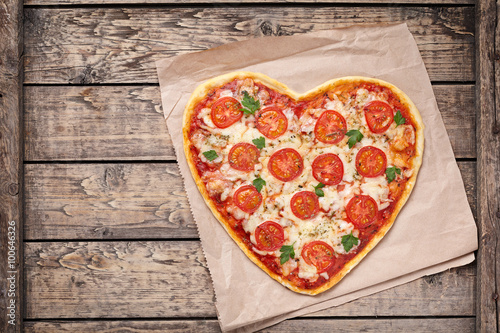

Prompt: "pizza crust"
[183,72,424,295]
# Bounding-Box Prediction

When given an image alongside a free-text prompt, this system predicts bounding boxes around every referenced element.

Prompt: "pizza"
[182,72,424,295]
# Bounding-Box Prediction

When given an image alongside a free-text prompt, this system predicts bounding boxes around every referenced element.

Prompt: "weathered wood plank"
[24,86,174,161]
[457,161,476,221]
[24,241,475,319]
[23,6,475,84]
[24,241,215,319]
[24,161,476,240]
[475,0,500,331]
[265,318,476,332]
[310,264,476,318]
[24,320,221,332]
[23,317,476,333]
[24,85,475,161]
[433,85,475,159]
[0,0,23,330]
[24,0,476,6]
[24,163,196,240]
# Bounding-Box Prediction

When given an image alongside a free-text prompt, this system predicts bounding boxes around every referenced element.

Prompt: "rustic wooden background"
[0,0,498,331]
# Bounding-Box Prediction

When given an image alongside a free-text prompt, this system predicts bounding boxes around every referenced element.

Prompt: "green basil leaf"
[202,150,218,161]
[240,91,260,115]
[394,110,406,126]
[346,129,363,149]
[252,136,266,149]
[341,233,359,252]
[280,243,295,265]
[253,177,266,193]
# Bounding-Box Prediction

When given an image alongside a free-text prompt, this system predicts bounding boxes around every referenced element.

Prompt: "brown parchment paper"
[156,24,478,332]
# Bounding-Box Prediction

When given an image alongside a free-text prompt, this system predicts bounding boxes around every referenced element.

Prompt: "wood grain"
[24,241,475,319]
[24,241,215,319]
[24,85,475,161]
[23,318,475,333]
[0,0,23,330]
[23,6,475,84]
[24,0,475,6]
[434,84,475,158]
[475,0,500,331]
[24,163,196,240]
[24,86,174,161]
[24,161,476,240]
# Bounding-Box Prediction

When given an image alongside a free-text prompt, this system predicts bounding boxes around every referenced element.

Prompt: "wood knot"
[424,274,442,285]
[8,183,19,196]
[493,124,500,135]
[260,21,273,36]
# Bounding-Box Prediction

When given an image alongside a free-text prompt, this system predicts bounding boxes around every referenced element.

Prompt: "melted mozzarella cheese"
[360,176,391,210]
[297,258,318,280]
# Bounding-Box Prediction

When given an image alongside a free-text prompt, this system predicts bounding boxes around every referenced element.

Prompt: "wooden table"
[1,0,498,331]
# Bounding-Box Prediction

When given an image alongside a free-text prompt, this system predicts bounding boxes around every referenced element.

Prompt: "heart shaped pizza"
[183,72,424,295]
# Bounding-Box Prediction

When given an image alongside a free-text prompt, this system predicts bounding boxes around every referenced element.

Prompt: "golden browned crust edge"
[182,72,424,296]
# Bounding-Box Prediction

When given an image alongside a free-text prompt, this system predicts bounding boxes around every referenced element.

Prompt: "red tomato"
[364,100,394,134]
[314,110,347,144]
[228,143,260,172]
[268,148,304,182]
[211,97,243,128]
[312,153,344,185]
[255,107,288,139]
[233,185,262,214]
[255,221,284,251]
[290,191,319,220]
[301,241,335,273]
[355,146,387,178]
[346,195,378,228]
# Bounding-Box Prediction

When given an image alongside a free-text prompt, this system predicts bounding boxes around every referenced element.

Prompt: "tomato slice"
[268,148,304,182]
[254,221,284,251]
[355,146,387,178]
[314,110,347,144]
[233,185,262,214]
[346,195,378,228]
[301,241,335,273]
[364,100,394,134]
[211,97,243,128]
[290,191,319,220]
[255,107,288,139]
[312,153,344,185]
[228,143,260,172]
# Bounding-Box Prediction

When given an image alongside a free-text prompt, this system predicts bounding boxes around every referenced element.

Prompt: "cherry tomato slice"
[312,153,344,186]
[364,100,394,134]
[254,221,284,251]
[314,110,347,144]
[268,148,304,182]
[355,146,387,178]
[255,107,288,139]
[228,143,260,172]
[346,195,378,228]
[290,191,319,220]
[233,185,262,214]
[211,97,243,128]
[301,241,335,273]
